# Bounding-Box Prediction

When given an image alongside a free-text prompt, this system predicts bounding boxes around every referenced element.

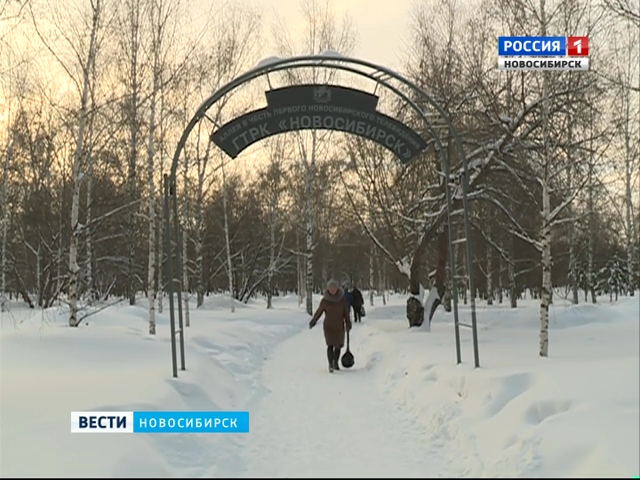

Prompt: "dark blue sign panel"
[211,85,427,163]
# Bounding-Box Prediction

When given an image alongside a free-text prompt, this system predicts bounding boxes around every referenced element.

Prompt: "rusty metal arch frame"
[163,54,480,378]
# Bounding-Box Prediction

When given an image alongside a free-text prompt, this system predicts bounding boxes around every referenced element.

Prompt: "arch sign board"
[211,84,428,162]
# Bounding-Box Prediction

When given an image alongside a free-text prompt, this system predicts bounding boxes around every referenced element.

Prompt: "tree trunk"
[568,190,579,305]
[296,227,303,306]
[486,223,493,306]
[85,168,94,306]
[369,203,375,306]
[623,94,635,296]
[182,226,190,326]
[195,171,205,308]
[540,179,552,357]
[539,22,551,356]
[221,158,234,313]
[156,192,164,314]
[267,204,276,309]
[509,235,517,308]
[498,247,504,304]
[126,0,142,307]
[146,22,159,335]
[304,131,317,315]
[69,0,101,327]
[194,142,208,309]
[1,137,14,312]
[587,114,597,304]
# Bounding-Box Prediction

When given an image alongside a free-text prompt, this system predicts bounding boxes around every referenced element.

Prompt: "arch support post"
[171,175,186,372]
[163,174,179,378]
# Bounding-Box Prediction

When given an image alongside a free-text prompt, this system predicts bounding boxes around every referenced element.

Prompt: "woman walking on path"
[309,279,352,373]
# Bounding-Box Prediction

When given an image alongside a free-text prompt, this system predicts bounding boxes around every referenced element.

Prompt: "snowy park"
[1,0,639,477]
[1,291,638,477]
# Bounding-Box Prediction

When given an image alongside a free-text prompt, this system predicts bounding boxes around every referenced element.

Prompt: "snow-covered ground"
[1,292,638,478]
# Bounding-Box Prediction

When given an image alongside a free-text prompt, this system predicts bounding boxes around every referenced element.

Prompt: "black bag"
[341,329,355,368]
[360,306,366,318]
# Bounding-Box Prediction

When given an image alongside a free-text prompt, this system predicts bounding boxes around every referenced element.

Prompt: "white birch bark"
[622,84,636,296]
[156,191,163,314]
[296,227,303,306]
[539,179,552,357]
[69,0,101,327]
[369,203,375,307]
[85,165,94,305]
[567,154,579,305]
[304,131,317,315]
[587,112,597,304]
[267,194,277,309]
[146,0,161,335]
[85,69,98,307]
[498,247,504,304]
[538,0,551,357]
[157,90,166,315]
[486,223,493,305]
[125,0,142,306]
[1,136,14,312]
[194,140,209,309]
[221,157,234,312]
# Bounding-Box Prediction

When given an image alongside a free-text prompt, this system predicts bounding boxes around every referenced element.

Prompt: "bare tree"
[271,0,356,314]
[220,152,235,312]
[611,20,639,295]
[117,0,148,306]
[0,127,14,311]
[30,0,106,326]
[261,138,290,309]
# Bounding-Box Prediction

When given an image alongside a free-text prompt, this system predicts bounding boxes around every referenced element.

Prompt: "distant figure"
[309,279,352,373]
[344,287,354,308]
[351,286,364,323]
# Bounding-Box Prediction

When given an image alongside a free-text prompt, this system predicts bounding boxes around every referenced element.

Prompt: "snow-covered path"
[240,326,459,478]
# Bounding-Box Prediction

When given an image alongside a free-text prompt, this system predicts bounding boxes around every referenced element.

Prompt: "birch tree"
[261,138,290,309]
[146,0,167,334]
[30,0,105,326]
[0,129,14,312]
[220,153,234,312]
[272,0,356,314]
[117,0,147,306]
[487,0,604,355]
[611,20,639,295]
[181,2,260,310]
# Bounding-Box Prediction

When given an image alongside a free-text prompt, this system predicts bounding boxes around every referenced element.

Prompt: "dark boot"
[333,347,341,370]
[327,346,334,372]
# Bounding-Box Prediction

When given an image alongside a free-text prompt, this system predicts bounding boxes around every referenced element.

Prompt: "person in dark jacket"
[344,287,354,308]
[309,279,352,373]
[351,286,364,323]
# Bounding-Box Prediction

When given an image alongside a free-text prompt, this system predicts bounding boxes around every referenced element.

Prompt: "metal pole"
[171,178,186,371]
[164,174,178,378]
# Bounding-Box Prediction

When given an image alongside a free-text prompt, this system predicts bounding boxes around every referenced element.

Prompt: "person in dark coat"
[309,279,352,373]
[344,287,354,308]
[351,286,364,323]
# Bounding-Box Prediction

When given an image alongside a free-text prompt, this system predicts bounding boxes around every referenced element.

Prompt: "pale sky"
[258,0,416,70]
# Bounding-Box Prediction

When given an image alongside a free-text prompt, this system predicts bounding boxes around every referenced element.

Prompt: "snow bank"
[353,295,640,478]
[1,292,637,478]
[0,295,304,478]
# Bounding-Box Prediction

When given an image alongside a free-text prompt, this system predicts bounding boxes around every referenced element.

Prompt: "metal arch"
[164,55,480,378]
[206,60,450,162]
[169,54,470,180]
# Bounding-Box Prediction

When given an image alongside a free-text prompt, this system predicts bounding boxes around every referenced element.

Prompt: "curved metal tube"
[169,54,468,180]
[164,54,480,371]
